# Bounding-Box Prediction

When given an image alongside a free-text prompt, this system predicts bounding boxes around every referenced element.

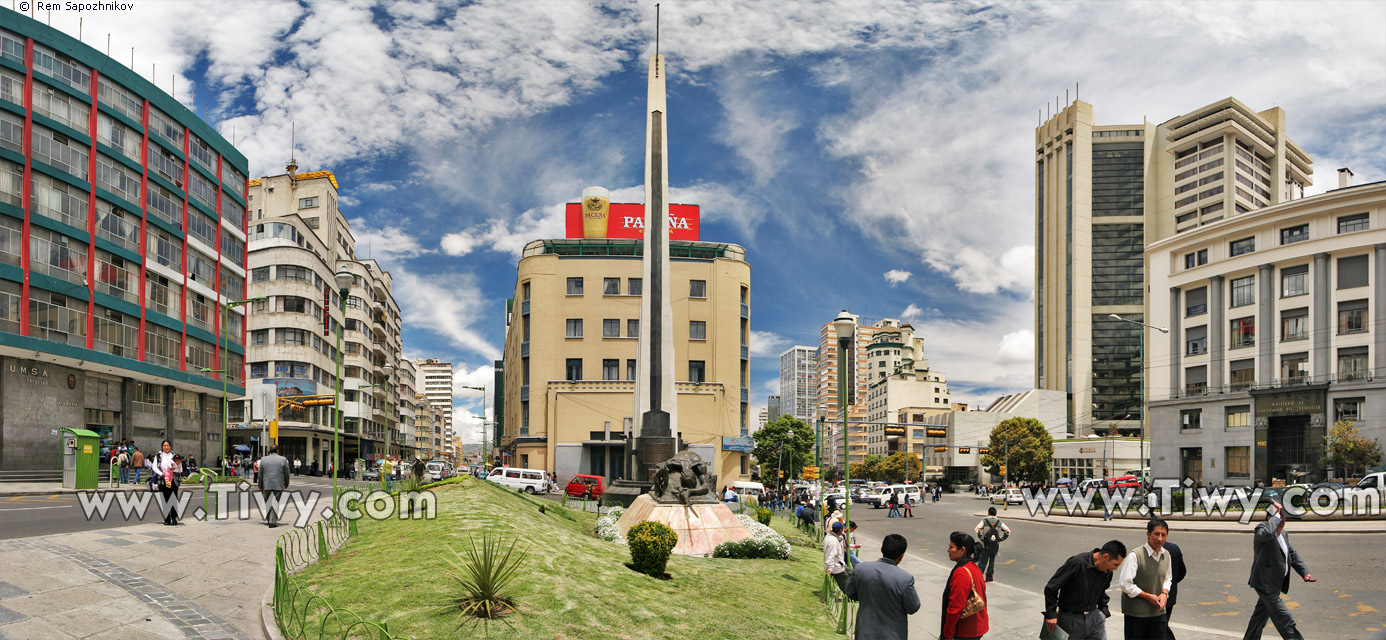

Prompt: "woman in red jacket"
[941,531,989,640]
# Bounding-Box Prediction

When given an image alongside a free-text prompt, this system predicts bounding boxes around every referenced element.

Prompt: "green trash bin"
[61,428,101,490]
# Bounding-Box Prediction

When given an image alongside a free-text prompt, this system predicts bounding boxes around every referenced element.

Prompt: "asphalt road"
[839,494,1385,640]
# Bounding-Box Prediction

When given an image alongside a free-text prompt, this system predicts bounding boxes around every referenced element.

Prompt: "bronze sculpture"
[650,450,717,506]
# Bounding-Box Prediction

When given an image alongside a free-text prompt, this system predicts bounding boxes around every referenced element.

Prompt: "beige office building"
[414,358,454,447]
[499,239,751,485]
[242,166,410,467]
[863,323,952,458]
[1035,97,1314,439]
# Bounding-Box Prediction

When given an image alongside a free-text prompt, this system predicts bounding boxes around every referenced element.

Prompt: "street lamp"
[210,296,265,474]
[333,270,354,500]
[1109,314,1170,480]
[833,310,857,538]
[459,384,487,473]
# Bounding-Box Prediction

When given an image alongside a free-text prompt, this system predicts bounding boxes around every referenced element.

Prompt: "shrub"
[713,537,782,559]
[627,521,678,577]
[755,507,772,526]
[735,514,791,559]
[438,535,529,634]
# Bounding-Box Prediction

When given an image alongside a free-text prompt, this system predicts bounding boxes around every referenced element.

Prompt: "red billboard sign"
[564,203,699,241]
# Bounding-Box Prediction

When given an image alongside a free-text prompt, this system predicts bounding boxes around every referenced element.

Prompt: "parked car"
[1356,472,1386,496]
[731,481,766,501]
[362,466,381,482]
[565,474,606,499]
[487,466,553,494]
[990,488,1025,505]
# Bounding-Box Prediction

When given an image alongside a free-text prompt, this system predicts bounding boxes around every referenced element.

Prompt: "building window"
[1180,447,1203,485]
[1280,308,1308,342]
[1184,249,1208,269]
[626,359,636,381]
[565,319,583,338]
[1225,446,1250,478]
[1280,352,1308,381]
[1185,325,1207,355]
[1338,299,1368,334]
[298,197,319,208]
[1338,347,1369,380]
[1338,213,1369,234]
[1230,317,1255,349]
[1184,366,1207,396]
[521,402,529,435]
[1185,287,1207,317]
[603,278,620,295]
[565,359,582,381]
[1181,410,1201,430]
[602,359,619,381]
[1335,397,1363,422]
[627,319,639,338]
[251,329,269,346]
[1230,275,1255,307]
[566,277,583,295]
[1229,358,1255,390]
[603,319,620,338]
[522,281,530,300]
[1226,406,1250,429]
[1280,224,1309,245]
[689,321,707,340]
[250,362,269,378]
[689,280,706,298]
[1229,237,1255,257]
[277,328,307,346]
[1337,255,1369,289]
[628,278,642,295]
[688,360,705,383]
[1280,265,1308,297]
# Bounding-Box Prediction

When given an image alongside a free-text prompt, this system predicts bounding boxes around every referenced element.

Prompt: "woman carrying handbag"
[941,531,988,640]
[148,440,182,525]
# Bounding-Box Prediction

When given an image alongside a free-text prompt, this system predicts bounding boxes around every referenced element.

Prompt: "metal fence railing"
[271,502,392,639]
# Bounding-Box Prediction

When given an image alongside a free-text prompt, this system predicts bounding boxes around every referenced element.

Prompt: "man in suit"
[1164,537,1187,639]
[257,445,292,527]
[1243,502,1314,640]
[844,533,921,640]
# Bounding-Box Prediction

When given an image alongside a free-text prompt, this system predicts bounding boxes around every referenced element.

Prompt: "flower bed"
[735,513,791,559]
[595,506,626,543]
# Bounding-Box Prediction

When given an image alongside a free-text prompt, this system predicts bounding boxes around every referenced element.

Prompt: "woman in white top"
[148,440,182,525]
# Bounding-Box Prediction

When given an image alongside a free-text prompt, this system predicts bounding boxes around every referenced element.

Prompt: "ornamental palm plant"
[438,535,530,636]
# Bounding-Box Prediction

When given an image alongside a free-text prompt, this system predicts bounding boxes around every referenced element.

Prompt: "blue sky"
[34,0,1385,442]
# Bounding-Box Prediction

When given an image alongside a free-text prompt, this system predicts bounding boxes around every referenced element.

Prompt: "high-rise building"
[820,315,918,466]
[756,407,768,432]
[243,167,409,466]
[863,323,952,458]
[0,14,249,471]
[397,358,419,459]
[765,395,780,421]
[1035,97,1314,438]
[778,345,818,422]
[414,358,453,449]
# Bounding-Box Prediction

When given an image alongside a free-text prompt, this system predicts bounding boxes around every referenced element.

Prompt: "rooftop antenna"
[106,34,110,57]
[1066,88,1069,105]
[130,47,134,69]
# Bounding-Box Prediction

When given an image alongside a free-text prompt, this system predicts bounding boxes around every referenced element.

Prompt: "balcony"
[740,387,749,403]
[521,342,529,358]
[519,385,529,402]
[1160,370,1376,400]
[740,345,748,360]
[740,304,749,319]
[521,299,530,315]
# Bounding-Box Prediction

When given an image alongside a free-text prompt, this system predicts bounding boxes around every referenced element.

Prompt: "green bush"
[627,521,678,577]
[712,538,783,559]
[755,507,772,526]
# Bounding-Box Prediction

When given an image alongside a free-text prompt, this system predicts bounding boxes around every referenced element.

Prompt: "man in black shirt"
[1043,540,1127,640]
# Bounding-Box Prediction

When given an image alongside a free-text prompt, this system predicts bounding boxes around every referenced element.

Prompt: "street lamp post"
[333,270,354,502]
[834,311,857,541]
[210,296,265,475]
[1109,314,1170,479]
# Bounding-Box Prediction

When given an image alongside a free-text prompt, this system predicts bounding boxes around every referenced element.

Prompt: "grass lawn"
[294,477,841,639]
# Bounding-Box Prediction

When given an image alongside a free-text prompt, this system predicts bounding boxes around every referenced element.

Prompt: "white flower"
[735,514,792,559]
[595,507,626,543]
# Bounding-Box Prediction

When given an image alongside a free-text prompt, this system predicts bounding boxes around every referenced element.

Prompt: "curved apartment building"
[0,12,249,471]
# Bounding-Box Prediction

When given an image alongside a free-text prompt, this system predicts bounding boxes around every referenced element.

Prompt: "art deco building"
[1036,97,1314,439]
[863,323,952,459]
[1147,175,1383,485]
[0,13,248,471]
[241,167,409,467]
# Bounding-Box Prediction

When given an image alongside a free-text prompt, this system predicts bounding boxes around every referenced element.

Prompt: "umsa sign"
[565,203,700,241]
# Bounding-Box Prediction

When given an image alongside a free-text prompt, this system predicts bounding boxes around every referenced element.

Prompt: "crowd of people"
[822,497,1313,640]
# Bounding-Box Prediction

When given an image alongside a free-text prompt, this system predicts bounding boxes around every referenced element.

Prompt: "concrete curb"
[974,511,1386,534]
[259,582,284,640]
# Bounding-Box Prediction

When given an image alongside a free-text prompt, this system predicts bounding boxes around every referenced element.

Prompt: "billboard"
[722,436,755,453]
[564,203,700,241]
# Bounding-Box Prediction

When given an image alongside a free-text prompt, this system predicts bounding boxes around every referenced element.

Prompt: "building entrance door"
[1265,415,1311,485]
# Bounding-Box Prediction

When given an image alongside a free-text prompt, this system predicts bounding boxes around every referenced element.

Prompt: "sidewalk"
[0,502,314,639]
[850,529,1240,640]
[977,507,1386,533]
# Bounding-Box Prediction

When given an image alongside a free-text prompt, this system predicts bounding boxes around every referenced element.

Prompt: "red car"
[565,474,605,499]
[1107,475,1142,491]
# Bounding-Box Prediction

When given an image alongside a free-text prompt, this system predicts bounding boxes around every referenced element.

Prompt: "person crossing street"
[974,507,1011,582]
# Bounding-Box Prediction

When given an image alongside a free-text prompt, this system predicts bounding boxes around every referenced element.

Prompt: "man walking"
[974,506,1011,582]
[1164,537,1187,639]
[1043,540,1127,640]
[824,521,849,592]
[844,533,920,640]
[130,446,144,484]
[1243,502,1313,640]
[1117,518,1173,640]
[257,445,291,528]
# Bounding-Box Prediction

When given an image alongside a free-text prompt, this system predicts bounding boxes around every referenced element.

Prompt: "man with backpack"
[974,507,1011,582]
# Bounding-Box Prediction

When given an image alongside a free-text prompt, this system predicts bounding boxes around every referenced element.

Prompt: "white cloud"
[905,300,1034,407]
[452,364,495,398]
[713,64,797,185]
[389,268,500,361]
[748,330,791,358]
[349,218,431,260]
[995,329,1034,367]
[884,270,912,286]
[901,304,923,322]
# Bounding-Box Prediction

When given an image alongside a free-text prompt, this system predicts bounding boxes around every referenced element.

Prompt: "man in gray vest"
[1242,502,1312,640]
[257,445,291,527]
[1117,518,1173,639]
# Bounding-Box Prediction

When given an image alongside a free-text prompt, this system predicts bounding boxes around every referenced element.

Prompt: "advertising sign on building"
[564,203,700,241]
[722,436,755,453]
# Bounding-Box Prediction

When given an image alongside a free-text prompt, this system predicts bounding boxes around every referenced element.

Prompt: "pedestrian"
[413,457,425,482]
[824,521,849,592]
[1117,518,1173,640]
[293,457,302,476]
[116,447,130,484]
[974,507,1011,582]
[1043,540,1127,640]
[723,485,737,502]
[148,441,182,526]
[901,491,914,517]
[1164,538,1186,639]
[887,491,900,518]
[941,531,988,640]
[257,445,291,527]
[1242,502,1313,640]
[185,455,197,477]
[843,534,921,640]
[130,446,144,484]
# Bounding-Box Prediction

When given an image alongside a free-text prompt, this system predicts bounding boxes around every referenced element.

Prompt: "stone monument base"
[602,480,652,508]
[615,495,755,556]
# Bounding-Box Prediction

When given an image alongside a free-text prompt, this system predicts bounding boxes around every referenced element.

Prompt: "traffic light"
[979,447,991,455]
[958,447,971,454]
[778,469,785,478]
[269,419,279,442]
[933,446,947,452]
[301,396,336,406]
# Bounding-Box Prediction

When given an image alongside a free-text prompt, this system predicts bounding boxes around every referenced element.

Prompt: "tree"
[1322,419,1384,479]
[850,454,885,482]
[751,416,815,486]
[879,451,923,483]
[979,417,1053,484]
[824,466,844,483]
